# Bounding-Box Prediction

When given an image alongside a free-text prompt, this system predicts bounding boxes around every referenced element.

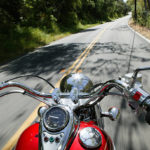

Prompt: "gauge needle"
[49,115,59,119]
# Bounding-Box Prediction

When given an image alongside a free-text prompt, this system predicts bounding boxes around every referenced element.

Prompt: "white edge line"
[127,18,150,44]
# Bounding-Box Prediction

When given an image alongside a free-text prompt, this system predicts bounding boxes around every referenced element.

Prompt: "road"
[0,15,150,150]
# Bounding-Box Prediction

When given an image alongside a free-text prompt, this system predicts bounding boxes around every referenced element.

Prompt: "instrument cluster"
[43,106,69,132]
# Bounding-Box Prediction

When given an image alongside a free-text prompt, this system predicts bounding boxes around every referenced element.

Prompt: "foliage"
[127,0,150,28]
[0,0,130,64]
[0,0,129,28]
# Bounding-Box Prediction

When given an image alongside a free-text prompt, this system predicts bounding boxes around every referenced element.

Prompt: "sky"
[123,0,127,2]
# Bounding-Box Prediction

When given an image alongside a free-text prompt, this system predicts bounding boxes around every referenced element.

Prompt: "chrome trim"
[38,106,48,117]
[77,79,130,108]
[60,73,93,93]
[52,88,60,103]
[70,87,79,104]
[79,127,102,149]
[24,92,54,105]
[0,81,52,98]
[129,87,150,104]
[0,81,90,107]
[40,105,76,150]
[0,90,24,97]
[108,107,120,121]
[113,143,116,150]
[43,106,69,132]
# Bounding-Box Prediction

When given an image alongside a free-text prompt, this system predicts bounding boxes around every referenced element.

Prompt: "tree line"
[128,0,150,28]
[0,0,130,64]
[0,0,129,31]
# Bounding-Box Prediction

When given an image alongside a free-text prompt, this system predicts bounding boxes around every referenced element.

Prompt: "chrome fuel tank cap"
[79,127,102,149]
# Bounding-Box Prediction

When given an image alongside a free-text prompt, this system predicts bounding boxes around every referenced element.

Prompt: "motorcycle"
[0,67,150,150]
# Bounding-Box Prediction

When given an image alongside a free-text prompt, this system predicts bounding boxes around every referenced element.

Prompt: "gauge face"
[44,106,69,131]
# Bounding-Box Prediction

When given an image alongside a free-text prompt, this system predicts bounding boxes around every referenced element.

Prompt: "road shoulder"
[128,19,150,44]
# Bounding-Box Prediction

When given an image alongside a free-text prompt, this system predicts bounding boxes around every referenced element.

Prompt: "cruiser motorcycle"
[0,67,150,150]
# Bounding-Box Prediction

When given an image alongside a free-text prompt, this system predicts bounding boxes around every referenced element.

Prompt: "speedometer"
[43,106,69,132]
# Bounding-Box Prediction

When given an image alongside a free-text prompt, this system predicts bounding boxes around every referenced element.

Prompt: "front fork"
[94,103,104,129]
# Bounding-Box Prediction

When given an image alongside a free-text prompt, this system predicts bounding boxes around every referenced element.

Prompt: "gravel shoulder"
[129,19,150,41]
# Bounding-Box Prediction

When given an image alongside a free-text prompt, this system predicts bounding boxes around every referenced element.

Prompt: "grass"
[0,22,100,65]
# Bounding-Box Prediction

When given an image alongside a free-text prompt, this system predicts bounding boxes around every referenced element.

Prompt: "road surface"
[0,15,150,150]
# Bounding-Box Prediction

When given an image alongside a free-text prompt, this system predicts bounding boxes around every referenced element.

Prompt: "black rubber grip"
[145,111,150,125]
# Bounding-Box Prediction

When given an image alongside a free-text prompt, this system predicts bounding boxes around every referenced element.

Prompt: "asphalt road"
[0,15,150,150]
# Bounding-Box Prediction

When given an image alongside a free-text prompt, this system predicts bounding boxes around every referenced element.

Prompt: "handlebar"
[0,81,90,106]
[0,78,150,124]
[0,79,149,106]
[0,81,52,98]
[1,66,150,125]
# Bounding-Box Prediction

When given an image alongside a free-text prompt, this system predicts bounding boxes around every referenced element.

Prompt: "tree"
[144,0,148,10]
[134,0,137,20]
[147,0,150,10]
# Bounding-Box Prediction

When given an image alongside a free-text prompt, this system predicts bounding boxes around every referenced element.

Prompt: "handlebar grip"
[143,99,150,125]
[145,111,150,125]
[143,99,150,109]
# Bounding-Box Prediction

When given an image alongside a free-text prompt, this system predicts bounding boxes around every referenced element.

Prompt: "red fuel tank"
[15,122,114,150]
[69,121,114,150]
[15,123,39,150]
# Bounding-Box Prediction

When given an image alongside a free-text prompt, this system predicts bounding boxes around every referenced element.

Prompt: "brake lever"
[131,67,150,87]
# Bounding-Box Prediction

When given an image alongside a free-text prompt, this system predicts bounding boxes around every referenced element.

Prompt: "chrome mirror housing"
[108,107,120,121]
[38,106,47,117]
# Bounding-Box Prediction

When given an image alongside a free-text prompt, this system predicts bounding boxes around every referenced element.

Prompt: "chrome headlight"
[60,73,93,93]
[43,106,69,132]
[79,127,102,149]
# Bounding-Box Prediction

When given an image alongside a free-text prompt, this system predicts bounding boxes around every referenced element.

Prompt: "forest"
[0,0,129,64]
[128,0,150,28]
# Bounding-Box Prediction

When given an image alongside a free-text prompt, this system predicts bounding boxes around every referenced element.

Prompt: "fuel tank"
[15,122,114,150]
[15,123,39,150]
[69,121,114,150]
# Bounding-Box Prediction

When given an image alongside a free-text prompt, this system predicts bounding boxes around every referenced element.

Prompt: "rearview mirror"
[108,107,120,121]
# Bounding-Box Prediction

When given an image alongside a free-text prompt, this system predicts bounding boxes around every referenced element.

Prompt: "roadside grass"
[0,23,100,65]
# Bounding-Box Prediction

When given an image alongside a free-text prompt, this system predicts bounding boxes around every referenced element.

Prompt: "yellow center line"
[73,24,111,73]
[2,23,111,150]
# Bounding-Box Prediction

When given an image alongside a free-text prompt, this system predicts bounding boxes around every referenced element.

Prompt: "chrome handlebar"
[0,81,90,106]
[0,79,150,110]
[0,81,52,98]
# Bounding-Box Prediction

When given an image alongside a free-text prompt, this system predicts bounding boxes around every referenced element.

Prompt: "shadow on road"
[0,43,89,76]
[82,42,150,79]
[79,28,99,33]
